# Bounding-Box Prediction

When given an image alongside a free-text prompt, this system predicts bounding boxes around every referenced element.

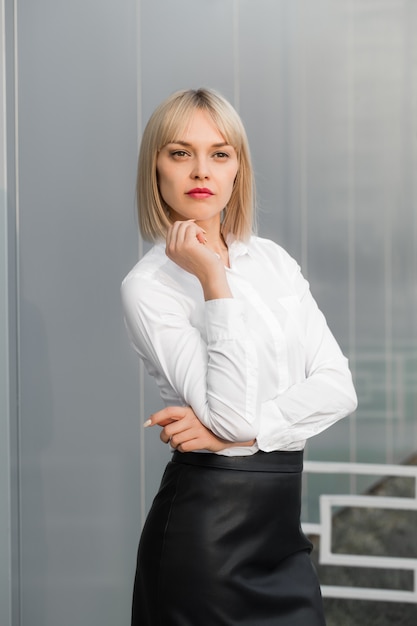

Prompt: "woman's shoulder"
[122,243,166,283]
[121,243,197,312]
[121,243,172,305]
[246,235,299,270]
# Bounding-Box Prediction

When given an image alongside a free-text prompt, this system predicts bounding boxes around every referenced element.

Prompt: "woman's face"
[156,109,238,226]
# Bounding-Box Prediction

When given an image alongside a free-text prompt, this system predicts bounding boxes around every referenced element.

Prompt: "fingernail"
[143,419,152,428]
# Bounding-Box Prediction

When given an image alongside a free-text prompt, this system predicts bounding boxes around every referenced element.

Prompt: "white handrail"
[302,461,417,603]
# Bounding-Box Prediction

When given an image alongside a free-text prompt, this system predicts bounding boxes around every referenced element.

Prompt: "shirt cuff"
[205,298,247,342]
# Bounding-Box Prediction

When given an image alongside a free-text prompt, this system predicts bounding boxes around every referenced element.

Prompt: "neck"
[196,219,227,252]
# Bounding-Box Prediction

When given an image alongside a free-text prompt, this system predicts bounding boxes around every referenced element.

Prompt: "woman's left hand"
[144,406,254,452]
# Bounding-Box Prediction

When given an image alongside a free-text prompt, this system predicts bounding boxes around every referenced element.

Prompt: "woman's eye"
[171,150,189,158]
[213,152,229,159]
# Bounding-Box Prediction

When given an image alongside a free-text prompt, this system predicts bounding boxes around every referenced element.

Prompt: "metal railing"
[302,461,417,603]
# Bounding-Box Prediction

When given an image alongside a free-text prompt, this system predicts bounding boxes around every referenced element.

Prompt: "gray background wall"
[1,1,416,625]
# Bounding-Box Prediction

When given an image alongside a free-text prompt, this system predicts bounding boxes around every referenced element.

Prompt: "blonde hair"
[137,88,255,242]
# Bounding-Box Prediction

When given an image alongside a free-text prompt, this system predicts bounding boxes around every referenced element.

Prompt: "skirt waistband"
[172,449,303,473]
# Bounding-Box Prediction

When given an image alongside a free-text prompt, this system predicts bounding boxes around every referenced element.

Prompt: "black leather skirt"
[131,450,326,626]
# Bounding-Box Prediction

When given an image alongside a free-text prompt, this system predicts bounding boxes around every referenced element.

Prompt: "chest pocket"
[273,295,306,348]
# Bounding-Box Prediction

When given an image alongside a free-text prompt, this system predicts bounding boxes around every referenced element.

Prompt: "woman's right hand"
[165,221,232,300]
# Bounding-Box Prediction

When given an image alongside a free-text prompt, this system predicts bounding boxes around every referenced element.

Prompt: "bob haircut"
[136,88,256,242]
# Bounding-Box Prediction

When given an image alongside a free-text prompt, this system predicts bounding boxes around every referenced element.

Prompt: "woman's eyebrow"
[167,140,232,148]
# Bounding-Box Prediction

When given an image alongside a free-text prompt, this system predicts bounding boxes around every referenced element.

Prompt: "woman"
[121,88,357,626]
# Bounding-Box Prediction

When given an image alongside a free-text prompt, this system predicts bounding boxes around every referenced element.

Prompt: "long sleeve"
[121,239,357,454]
[256,247,357,451]
[121,253,260,442]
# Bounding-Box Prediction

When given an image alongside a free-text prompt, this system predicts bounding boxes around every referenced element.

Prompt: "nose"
[191,156,210,180]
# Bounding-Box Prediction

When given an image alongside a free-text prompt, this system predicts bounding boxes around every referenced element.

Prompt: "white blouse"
[121,235,357,456]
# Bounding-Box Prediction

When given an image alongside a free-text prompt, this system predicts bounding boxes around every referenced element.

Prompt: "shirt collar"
[226,233,250,261]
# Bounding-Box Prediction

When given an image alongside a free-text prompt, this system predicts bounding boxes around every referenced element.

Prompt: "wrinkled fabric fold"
[131,450,326,626]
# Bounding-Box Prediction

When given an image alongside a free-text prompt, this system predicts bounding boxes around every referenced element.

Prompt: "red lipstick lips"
[186,188,214,198]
